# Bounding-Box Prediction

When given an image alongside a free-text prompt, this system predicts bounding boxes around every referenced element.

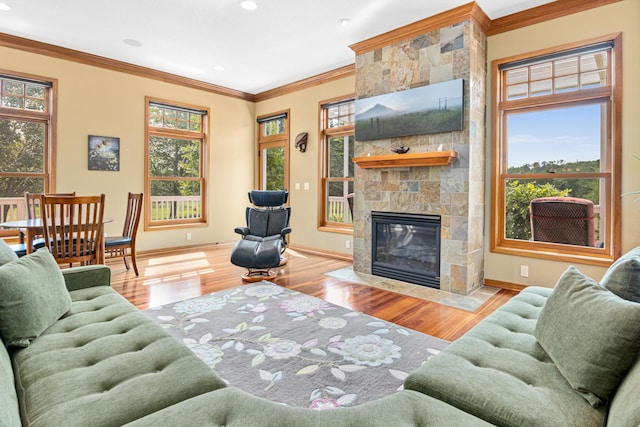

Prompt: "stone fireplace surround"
[350,14,487,296]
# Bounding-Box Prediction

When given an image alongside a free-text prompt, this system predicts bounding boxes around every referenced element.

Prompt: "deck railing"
[0,197,27,240]
[150,196,202,221]
[0,197,26,222]
[328,196,353,224]
[0,196,202,223]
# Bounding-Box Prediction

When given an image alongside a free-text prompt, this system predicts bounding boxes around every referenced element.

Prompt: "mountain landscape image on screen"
[355,79,464,141]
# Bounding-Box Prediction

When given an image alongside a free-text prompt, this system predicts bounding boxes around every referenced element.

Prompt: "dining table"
[0,217,114,262]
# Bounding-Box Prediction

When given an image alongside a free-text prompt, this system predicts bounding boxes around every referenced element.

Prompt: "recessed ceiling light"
[240,0,257,11]
[0,3,11,11]
[123,39,143,47]
[214,65,225,71]
[338,18,351,26]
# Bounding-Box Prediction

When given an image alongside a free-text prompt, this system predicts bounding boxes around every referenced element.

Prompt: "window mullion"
[499,87,611,111]
[0,108,50,120]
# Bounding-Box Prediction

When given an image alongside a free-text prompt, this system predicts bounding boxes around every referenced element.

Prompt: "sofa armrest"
[62,265,112,292]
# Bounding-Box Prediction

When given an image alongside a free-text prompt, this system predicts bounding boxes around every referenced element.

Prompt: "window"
[0,71,55,222]
[257,110,289,191]
[319,96,355,232]
[491,35,621,264]
[145,97,208,229]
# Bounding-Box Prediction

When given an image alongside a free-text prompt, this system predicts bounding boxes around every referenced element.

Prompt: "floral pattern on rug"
[145,282,449,409]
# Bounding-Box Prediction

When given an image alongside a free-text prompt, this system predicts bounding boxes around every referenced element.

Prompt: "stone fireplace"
[350,7,488,295]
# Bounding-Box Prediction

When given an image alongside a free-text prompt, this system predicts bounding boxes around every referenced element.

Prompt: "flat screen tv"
[355,78,464,141]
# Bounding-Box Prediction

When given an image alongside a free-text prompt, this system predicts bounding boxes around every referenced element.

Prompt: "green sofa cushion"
[12,285,227,427]
[607,355,640,427]
[0,238,19,266]
[601,246,640,303]
[535,266,640,407]
[0,336,22,427]
[0,248,72,347]
[404,286,607,427]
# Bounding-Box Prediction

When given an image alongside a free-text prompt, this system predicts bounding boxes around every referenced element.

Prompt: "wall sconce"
[295,132,308,153]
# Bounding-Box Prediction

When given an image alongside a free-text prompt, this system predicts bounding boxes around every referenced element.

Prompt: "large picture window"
[319,96,355,232]
[145,97,208,229]
[0,71,55,229]
[491,35,621,264]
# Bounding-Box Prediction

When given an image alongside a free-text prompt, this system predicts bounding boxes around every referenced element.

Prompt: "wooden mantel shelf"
[352,150,458,169]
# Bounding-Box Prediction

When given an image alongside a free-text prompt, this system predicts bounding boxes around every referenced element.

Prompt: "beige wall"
[2,0,637,286]
[0,46,256,252]
[255,76,356,255]
[484,0,640,287]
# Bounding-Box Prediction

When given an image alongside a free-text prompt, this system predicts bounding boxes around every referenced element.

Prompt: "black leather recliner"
[230,190,291,281]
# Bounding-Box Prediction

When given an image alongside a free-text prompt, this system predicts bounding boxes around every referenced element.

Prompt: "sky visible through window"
[507,103,601,168]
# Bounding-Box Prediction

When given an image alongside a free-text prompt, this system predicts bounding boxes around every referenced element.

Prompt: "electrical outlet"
[520,265,529,277]
[186,232,192,241]
[303,182,310,190]
[294,182,300,190]
[346,240,351,249]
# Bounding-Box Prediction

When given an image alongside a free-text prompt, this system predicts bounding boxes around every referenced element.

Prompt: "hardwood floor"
[108,243,517,342]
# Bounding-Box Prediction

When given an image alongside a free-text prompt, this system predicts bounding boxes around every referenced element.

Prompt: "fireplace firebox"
[371,211,441,288]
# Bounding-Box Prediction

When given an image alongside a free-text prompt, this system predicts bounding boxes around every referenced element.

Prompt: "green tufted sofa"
[129,249,640,427]
[0,252,228,426]
[1,239,639,426]
[0,241,488,427]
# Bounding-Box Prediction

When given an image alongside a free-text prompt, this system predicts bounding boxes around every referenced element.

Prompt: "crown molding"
[0,32,255,102]
[487,0,621,36]
[349,2,490,56]
[254,64,355,103]
[0,0,621,102]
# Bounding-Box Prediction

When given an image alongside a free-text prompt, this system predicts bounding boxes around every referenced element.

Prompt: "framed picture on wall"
[88,135,120,171]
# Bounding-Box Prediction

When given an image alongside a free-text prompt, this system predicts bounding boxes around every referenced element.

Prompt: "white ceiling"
[0,0,555,95]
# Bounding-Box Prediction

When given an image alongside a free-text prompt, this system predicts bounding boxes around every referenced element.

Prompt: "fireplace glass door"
[371,211,441,288]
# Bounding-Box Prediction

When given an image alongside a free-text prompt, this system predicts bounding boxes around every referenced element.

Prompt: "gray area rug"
[145,282,449,409]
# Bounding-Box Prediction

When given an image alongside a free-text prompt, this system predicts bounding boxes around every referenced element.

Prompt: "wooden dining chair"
[105,192,143,276]
[26,192,76,220]
[24,192,76,249]
[40,194,105,267]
